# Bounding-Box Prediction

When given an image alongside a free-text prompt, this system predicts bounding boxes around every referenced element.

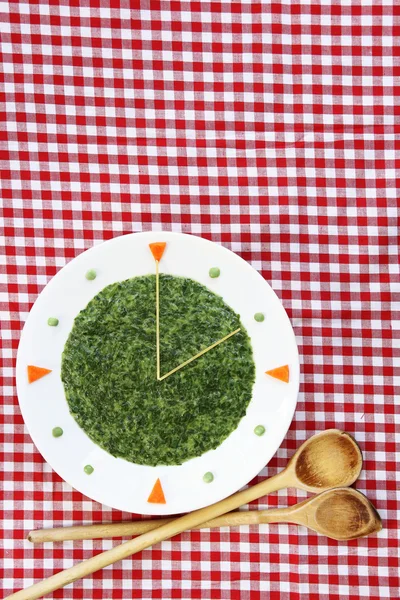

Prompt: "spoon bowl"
[286,429,363,492]
[278,487,382,541]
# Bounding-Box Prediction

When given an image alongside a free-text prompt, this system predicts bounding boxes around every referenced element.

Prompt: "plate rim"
[16,231,299,515]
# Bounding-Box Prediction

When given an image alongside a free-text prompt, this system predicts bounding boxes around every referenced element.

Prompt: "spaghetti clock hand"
[158,328,241,381]
[149,242,166,380]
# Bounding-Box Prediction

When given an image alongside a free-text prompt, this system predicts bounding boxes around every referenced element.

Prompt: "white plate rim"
[16,232,299,515]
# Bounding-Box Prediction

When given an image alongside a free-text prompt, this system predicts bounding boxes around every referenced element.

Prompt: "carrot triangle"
[27,365,52,384]
[265,365,289,383]
[147,478,166,504]
[149,242,166,262]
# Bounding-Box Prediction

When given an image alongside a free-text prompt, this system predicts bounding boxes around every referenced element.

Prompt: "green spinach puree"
[61,275,255,466]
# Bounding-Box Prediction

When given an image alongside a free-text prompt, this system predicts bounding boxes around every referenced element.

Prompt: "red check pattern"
[1,1,399,598]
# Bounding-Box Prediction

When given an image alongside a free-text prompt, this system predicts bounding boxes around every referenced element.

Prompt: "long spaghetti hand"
[148,242,166,380]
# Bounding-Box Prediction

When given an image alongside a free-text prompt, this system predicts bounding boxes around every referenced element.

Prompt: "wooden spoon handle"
[7,470,289,600]
[28,510,265,543]
[28,519,176,543]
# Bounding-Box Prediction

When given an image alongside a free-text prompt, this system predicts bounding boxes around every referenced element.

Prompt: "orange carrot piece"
[27,365,52,384]
[265,364,289,383]
[147,478,166,504]
[149,242,166,262]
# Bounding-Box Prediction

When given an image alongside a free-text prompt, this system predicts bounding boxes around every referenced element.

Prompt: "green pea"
[203,471,214,483]
[254,313,265,322]
[209,267,220,278]
[84,465,94,475]
[254,425,266,436]
[85,269,97,281]
[52,427,63,438]
[47,317,59,327]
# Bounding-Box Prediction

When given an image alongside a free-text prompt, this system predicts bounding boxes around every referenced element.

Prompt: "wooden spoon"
[28,428,363,545]
[28,488,381,543]
[8,429,363,600]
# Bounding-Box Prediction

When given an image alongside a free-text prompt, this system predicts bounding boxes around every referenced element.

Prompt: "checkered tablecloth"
[1,1,399,598]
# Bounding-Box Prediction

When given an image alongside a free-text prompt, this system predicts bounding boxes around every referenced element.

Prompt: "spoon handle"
[8,470,290,600]
[28,511,265,543]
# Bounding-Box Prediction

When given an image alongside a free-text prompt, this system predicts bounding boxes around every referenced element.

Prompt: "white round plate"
[16,232,299,515]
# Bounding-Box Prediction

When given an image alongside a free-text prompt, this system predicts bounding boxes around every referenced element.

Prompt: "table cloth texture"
[1,1,399,599]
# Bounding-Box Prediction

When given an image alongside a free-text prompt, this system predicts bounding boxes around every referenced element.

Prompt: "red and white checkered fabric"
[1,1,399,598]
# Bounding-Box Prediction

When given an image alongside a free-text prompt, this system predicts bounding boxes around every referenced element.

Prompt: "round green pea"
[209,267,220,278]
[85,269,97,281]
[84,465,94,475]
[254,313,265,322]
[254,425,266,437]
[52,427,63,438]
[203,471,214,483]
[47,317,59,327]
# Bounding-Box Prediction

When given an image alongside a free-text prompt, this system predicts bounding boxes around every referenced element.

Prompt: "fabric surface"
[1,2,399,599]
